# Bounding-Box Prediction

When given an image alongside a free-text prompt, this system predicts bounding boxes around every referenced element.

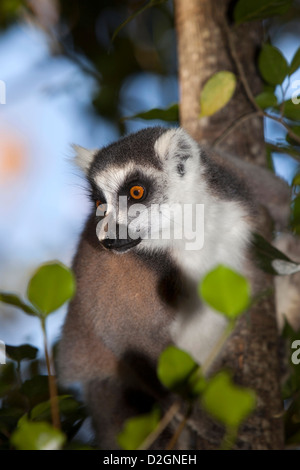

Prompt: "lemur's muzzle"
[101,235,141,252]
[98,219,141,253]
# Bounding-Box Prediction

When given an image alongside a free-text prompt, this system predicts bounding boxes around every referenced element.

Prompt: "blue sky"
[0,25,116,347]
[0,23,178,348]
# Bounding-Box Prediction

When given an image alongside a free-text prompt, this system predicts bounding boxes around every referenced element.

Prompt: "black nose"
[100,223,141,252]
[101,238,118,250]
[101,237,141,252]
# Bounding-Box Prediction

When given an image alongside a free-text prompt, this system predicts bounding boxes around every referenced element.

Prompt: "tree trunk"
[174,0,284,449]
[174,0,265,165]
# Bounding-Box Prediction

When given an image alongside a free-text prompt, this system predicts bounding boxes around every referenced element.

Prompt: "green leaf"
[157,346,206,398]
[199,265,250,319]
[123,103,179,122]
[11,419,66,450]
[252,232,292,265]
[283,382,300,438]
[201,371,256,428]
[6,344,38,362]
[200,71,236,117]
[263,84,276,93]
[251,232,296,275]
[265,143,275,171]
[254,91,277,109]
[0,407,24,439]
[21,375,50,404]
[234,0,293,24]
[117,408,161,450]
[281,99,300,121]
[0,362,17,397]
[292,173,300,186]
[285,126,300,146]
[27,261,75,316]
[21,396,87,440]
[64,442,96,450]
[18,395,80,426]
[282,318,300,341]
[291,196,300,235]
[258,44,288,85]
[157,346,198,390]
[30,396,70,423]
[112,0,167,41]
[0,292,37,316]
[286,430,300,446]
[289,47,300,76]
[1,0,24,17]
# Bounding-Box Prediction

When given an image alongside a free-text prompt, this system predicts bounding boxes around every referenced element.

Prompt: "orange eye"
[96,200,102,208]
[130,185,145,200]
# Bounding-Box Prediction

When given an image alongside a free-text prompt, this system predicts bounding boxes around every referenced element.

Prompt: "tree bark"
[174,0,284,449]
[174,0,265,165]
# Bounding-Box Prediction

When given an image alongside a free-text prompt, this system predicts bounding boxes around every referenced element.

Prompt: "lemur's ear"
[154,128,199,177]
[72,144,97,174]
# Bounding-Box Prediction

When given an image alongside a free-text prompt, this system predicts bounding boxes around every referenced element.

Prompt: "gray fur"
[58,126,290,449]
[89,127,165,178]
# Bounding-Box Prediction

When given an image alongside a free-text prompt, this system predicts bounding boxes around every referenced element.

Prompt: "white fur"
[171,305,228,366]
[154,128,176,160]
[169,196,251,366]
[73,145,97,173]
[94,163,161,203]
[152,128,251,276]
[94,163,162,234]
[154,127,200,166]
[154,128,252,366]
[272,259,300,275]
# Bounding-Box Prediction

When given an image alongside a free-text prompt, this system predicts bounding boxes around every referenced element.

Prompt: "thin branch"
[266,141,300,163]
[279,84,285,118]
[280,77,291,118]
[60,43,102,83]
[112,0,154,42]
[165,405,192,450]
[213,111,260,147]
[220,426,238,450]
[223,21,262,114]
[137,401,181,450]
[224,21,300,148]
[201,322,235,376]
[265,113,300,146]
[41,319,61,430]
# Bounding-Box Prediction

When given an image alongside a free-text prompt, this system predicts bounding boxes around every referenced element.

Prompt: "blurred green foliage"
[0,261,87,450]
[0,0,26,29]
[58,0,176,130]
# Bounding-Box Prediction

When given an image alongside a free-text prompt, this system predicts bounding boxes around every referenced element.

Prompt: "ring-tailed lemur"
[58,126,288,448]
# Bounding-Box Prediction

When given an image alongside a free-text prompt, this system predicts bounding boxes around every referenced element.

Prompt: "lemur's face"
[75,127,202,253]
[91,165,165,253]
